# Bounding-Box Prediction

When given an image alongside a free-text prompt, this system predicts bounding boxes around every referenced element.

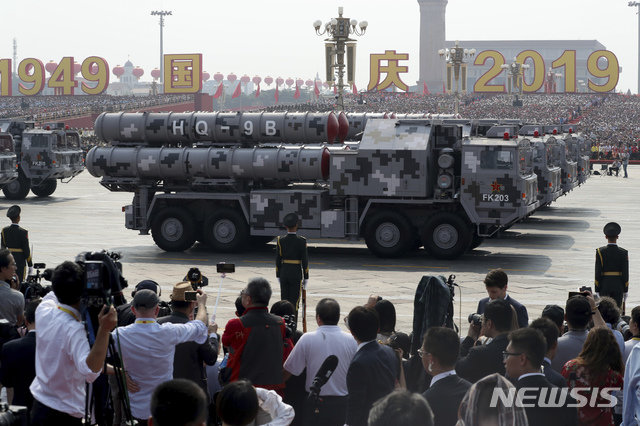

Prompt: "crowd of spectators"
[3,243,640,425]
[0,94,193,123]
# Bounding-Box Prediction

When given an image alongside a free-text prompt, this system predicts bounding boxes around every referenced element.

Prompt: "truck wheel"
[422,213,471,260]
[364,211,412,258]
[31,179,58,197]
[151,207,196,252]
[203,208,249,252]
[469,233,484,250]
[3,172,31,200]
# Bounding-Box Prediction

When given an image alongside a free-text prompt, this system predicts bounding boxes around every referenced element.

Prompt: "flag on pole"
[275,83,279,103]
[442,82,446,94]
[314,81,320,97]
[213,82,224,99]
[294,83,300,99]
[423,82,430,95]
[333,84,337,94]
[232,82,241,99]
[255,83,260,98]
[352,83,357,95]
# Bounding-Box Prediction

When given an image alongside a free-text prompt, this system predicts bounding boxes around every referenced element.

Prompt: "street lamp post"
[438,41,475,115]
[630,2,640,94]
[151,10,172,84]
[314,7,367,111]
[501,58,530,95]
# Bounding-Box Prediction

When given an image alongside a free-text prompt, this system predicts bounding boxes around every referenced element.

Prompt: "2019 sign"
[473,49,618,93]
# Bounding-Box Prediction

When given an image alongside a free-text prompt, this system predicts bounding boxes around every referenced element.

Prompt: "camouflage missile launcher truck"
[560,125,590,185]
[87,112,540,259]
[0,134,18,189]
[0,120,84,199]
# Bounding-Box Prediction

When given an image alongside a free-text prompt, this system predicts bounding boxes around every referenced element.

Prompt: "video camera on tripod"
[21,262,52,301]
[75,250,128,313]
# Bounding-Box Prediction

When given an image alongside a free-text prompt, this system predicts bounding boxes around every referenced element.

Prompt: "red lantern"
[213,72,224,82]
[227,73,237,82]
[113,65,125,78]
[202,72,210,81]
[305,79,313,87]
[151,68,161,80]
[285,78,294,87]
[264,76,273,86]
[45,61,57,75]
[276,77,284,86]
[296,78,304,87]
[132,67,144,79]
[240,74,250,84]
[252,76,261,85]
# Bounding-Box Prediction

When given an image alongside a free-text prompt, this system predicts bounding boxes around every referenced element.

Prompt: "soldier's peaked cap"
[603,222,621,237]
[283,213,299,228]
[6,205,20,219]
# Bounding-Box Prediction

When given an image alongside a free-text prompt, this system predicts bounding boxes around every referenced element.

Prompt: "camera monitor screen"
[85,261,102,291]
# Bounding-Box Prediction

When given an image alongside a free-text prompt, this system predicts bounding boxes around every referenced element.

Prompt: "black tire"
[469,233,484,250]
[421,212,472,260]
[3,172,30,200]
[151,207,196,252]
[31,179,57,197]
[203,208,249,252]
[364,211,412,258]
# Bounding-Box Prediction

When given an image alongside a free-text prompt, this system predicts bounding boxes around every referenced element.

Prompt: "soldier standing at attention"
[276,213,309,316]
[595,222,629,311]
[1,205,32,282]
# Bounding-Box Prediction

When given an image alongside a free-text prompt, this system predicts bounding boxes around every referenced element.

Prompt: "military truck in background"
[87,111,541,259]
[0,134,18,189]
[0,120,85,199]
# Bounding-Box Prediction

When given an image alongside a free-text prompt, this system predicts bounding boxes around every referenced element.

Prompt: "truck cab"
[0,134,18,187]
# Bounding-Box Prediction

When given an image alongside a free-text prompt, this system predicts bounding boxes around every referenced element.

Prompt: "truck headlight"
[438,173,453,189]
[437,153,455,169]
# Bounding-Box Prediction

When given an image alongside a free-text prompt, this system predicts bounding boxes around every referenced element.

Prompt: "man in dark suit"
[345,306,398,426]
[157,282,219,402]
[276,213,309,317]
[477,269,528,328]
[504,328,577,426]
[456,298,512,383]
[595,222,629,309]
[1,205,33,282]
[529,318,566,387]
[421,327,471,426]
[0,299,40,413]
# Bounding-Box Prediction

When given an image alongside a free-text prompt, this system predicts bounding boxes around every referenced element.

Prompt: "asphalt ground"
[5,166,638,337]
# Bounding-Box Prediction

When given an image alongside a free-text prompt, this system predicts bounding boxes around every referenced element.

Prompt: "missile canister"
[94,111,340,146]
[86,145,330,181]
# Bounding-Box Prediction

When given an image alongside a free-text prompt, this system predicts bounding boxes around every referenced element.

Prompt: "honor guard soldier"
[276,213,309,316]
[595,222,629,311]
[1,205,32,282]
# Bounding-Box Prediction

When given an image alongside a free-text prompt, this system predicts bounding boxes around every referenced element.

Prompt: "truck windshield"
[480,150,513,170]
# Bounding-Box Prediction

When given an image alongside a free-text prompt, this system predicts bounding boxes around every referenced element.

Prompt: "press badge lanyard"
[57,306,81,322]
[135,319,155,324]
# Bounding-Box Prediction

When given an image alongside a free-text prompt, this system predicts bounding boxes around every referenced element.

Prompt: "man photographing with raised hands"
[30,261,117,425]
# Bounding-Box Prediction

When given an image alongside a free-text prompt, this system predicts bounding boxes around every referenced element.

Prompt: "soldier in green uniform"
[595,222,629,310]
[275,213,309,316]
[1,205,33,283]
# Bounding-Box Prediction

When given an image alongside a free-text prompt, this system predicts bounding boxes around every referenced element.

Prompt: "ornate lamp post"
[501,59,530,96]
[313,7,367,111]
[438,41,475,114]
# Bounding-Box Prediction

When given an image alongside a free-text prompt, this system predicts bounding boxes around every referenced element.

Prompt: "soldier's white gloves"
[277,278,281,285]
[302,279,308,290]
[28,267,33,276]
[595,292,600,298]
[624,293,628,302]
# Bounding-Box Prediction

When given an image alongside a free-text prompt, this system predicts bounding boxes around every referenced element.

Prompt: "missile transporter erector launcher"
[0,134,18,188]
[87,112,540,259]
[0,120,84,199]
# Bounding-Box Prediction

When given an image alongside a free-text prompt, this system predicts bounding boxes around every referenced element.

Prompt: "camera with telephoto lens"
[75,250,128,309]
[20,263,52,301]
[468,313,483,327]
[0,402,28,426]
[185,267,209,290]
[281,314,297,338]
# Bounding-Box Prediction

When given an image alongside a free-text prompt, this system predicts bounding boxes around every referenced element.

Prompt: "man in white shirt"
[113,287,209,422]
[624,306,640,363]
[283,298,357,426]
[30,261,117,425]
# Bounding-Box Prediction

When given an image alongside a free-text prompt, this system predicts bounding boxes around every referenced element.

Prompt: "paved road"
[5,167,638,335]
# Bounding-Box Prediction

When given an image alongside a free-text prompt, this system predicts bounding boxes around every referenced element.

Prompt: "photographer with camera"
[113,286,210,423]
[29,261,117,425]
[0,249,24,328]
[157,282,219,402]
